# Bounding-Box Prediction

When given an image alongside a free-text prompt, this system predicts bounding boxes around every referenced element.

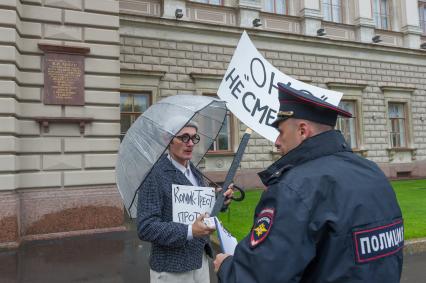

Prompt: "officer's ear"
[298,121,312,141]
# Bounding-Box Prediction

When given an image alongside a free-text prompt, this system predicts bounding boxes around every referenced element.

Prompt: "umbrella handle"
[219,183,245,213]
[230,184,245,202]
[201,174,245,202]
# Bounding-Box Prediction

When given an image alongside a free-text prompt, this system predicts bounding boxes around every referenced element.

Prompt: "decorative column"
[354,0,376,43]
[163,0,187,20]
[0,0,19,248]
[400,0,422,49]
[237,0,262,28]
[299,0,322,36]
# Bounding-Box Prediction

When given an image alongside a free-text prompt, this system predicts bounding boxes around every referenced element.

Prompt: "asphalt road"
[0,231,424,283]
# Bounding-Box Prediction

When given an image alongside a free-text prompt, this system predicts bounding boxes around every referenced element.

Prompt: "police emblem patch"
[250,208,274,248]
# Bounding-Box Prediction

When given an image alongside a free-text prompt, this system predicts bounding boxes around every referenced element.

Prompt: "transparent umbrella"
[116,95,228,217]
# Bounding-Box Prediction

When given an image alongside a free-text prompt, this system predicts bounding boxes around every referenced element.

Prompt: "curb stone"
[404,238,426,255]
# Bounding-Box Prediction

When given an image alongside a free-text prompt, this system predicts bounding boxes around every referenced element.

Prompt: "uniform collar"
[258,130,351,186]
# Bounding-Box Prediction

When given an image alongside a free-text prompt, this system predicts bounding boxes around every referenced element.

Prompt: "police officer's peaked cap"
[271,83,352,128]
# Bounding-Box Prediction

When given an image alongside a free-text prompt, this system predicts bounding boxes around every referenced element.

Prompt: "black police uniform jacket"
[218,130,403,283]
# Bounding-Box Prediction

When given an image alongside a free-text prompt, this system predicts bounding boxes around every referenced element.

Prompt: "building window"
[120,92,151,141]
[193,0,223,5]
[322,0,342,23]
[420,2,426,34]
[210,112,233,151]
[204,94,233,152]
[263,0,288,15]
[388,102,407,148]
[373,0,391,30]
[336,100,357,148]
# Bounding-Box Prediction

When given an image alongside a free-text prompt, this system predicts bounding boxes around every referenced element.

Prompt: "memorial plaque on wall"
[39,44,90,106]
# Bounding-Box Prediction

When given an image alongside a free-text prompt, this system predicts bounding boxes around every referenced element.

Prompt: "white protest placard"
[172,184,216,224]
[214,217,238,255]
[217,31,344,142]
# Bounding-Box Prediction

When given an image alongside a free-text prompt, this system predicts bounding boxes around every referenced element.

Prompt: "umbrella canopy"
[116,95,228,217]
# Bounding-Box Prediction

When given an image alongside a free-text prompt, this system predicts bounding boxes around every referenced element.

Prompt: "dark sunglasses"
[175,133,200,144]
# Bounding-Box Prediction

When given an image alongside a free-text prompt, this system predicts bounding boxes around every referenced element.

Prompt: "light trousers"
[150,252,210,283]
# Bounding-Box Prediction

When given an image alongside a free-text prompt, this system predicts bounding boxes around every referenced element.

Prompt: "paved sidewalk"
[0,231,424,283]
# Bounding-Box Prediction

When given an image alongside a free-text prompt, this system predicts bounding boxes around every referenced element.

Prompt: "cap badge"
[277,111,294,117]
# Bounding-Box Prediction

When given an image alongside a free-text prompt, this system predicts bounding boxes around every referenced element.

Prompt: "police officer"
[213,83,403,283]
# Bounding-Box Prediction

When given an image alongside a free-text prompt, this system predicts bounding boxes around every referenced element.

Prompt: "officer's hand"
[192,213,215,238]
[214,253,231,272]
[216,183,234,206]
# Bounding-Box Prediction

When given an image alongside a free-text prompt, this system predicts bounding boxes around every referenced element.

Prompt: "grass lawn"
[218,179,426,241]
[392,179,426,239]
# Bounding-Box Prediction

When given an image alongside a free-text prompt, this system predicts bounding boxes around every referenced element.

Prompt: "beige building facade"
[1,0,426,247]
[0,0,122,248]
[119,0,426,185]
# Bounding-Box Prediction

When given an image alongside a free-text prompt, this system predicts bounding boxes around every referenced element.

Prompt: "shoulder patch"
[353,219,404,264]
[250,208,275,248]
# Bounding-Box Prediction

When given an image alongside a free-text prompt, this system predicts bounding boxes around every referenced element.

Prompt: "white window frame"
[326,83,366,154]
[382,87,414,150]
[190,72,238,156]
[120,92,151,141]
[336,100,358,148]
[203,93,234,154]
[388,102,408,148]
[420,1,426,35]
[120,70,162,141]
[192,0,223,6]
[372,0,392,30]
[322,0,343,23]
[262,0,289,15]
